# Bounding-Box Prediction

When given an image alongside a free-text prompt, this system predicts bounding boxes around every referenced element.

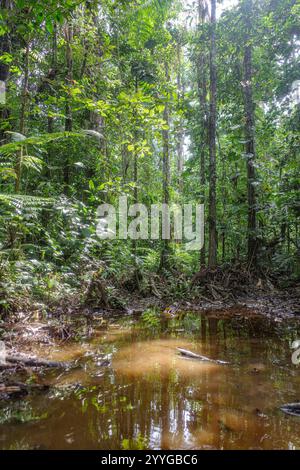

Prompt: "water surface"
[1,309,300,450]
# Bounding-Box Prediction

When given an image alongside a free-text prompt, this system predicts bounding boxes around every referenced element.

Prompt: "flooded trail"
[1,309,300,450]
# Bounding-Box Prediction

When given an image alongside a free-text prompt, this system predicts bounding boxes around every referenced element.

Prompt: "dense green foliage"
[0,0,299,310]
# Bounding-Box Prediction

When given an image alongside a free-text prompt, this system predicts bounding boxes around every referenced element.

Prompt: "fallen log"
[0,381,50,399]
[0,384,22,394]
[2,354,68,368]
[176,348,229,365]
[0,363,16,370]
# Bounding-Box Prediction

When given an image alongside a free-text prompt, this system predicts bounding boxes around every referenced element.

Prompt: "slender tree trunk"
[15,41,30,193]
[160,63,171,270]
[122,143,129,183]
[0,0,11,144]
[19,43,29,136]
[133,148,138,205]
[47,24,57,135]
[46,24,57,179]
[87,7,107,191]
[64,23,73,192]
[133,79,139,206]
[198,0,208,268]
[208,0,217,267]
[176,43,184,193]
[242,0,257,268]
[162,103,170,208]
[222,232,226,262]
[218,132,227,264]
[132,78,139,281]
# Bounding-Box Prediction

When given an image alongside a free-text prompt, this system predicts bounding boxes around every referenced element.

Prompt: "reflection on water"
[1,310,300,450]
[113,339,222,378]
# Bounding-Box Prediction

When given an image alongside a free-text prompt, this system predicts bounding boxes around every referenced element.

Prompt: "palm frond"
[5,131,27,142]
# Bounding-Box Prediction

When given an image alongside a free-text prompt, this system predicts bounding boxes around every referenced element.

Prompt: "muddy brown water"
[1,309,300,450]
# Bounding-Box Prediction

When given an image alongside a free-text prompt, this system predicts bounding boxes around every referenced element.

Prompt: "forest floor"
[1,265,299,376]
[1,269,300,348]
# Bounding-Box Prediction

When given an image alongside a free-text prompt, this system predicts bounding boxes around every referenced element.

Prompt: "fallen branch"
[0,381,50,398]
[0,363,17,370]
[280,403,300,417]
[2,354,68,368]
[177,348,229,365]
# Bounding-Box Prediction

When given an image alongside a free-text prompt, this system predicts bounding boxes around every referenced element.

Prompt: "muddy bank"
[1,287,299,360]
[178,288,300,319]
[0,274,299,384]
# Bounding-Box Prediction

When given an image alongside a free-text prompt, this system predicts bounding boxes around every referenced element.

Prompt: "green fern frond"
[0,193,55,208]
[0,167,16,179]
[21,156,45,172]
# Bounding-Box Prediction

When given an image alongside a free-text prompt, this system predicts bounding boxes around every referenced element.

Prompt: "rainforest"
[0,0,300,453]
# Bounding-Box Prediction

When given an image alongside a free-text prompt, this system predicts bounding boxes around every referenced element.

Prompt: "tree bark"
[0,0,11,144]
[15,41,30,193]
[242,0,257,268]
[176,43,184,192]
[46,24,57,180]
[47,23,57,135]
[160,63,171,270]
[132,78,139,277]
[64,23,73,191]
[198,0,208,268]
[208,0,217,267]
[133,78,139,206]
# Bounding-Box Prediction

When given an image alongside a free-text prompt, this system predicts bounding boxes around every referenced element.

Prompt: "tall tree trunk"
[15,41,30,193]
[47,23,57,135]
[160,63,171,270]
[208,0,217,267]
[176,43,184,193]
[46,24,57,180]
[87,7,107,192]
[122,142,129,183]
[132,78,139,282]
[198,0,208,268]
[0,0,11,144]
[242,0,257,268]
[133,78,139,206]
[64,23,73,192]
[133,147,138,205]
